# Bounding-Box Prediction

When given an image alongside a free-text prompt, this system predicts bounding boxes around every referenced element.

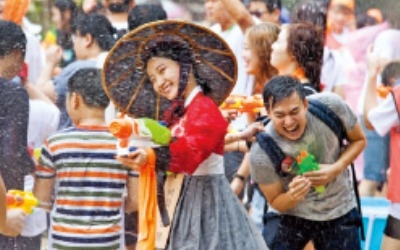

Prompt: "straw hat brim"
[102,20,237,119]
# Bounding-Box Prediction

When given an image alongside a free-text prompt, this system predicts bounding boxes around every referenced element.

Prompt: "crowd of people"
[0,0,400,249]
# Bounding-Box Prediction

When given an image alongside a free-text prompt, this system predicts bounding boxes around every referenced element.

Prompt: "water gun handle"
[6,190,39,214]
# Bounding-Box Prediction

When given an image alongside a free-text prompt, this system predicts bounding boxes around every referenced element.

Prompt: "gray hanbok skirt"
[166,174,268,250]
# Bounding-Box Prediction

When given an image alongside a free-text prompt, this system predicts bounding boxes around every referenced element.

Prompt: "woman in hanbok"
[102,20,268,250]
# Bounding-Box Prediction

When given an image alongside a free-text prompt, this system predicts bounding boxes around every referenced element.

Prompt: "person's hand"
[3,209,26,237]
[230,177,245,196]
[116,149,149,171]
[45,45,63,67]
[239,122,264,141]
[288,175,311,202]
[302,164,338,187]
[366,45,390,77]
[220,109,239,122]
[82,0,98,14]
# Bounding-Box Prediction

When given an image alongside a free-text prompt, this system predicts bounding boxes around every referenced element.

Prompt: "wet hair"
[128,4,167,31]
[67,68,109,108]
[249,0,281,13]
[262,75,306,109]
[291,0,328,32]
[381,61,400,87]
[142,35,211,95]
[246,22,280,83]
[0,20,26,57]
[71,13,116,51]
[286,23,324,92]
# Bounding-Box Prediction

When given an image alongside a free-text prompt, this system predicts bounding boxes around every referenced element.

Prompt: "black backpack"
[255,99,365,240]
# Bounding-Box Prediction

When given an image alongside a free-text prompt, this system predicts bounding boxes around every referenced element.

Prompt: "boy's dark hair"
[128,4,167,31]
[262,75,306,109]
[250,0,281,13]
[291,0,328,32]
[0,20,27,57]
[68,68,109,108]
[382,61,400,86]
[71,13,116,51]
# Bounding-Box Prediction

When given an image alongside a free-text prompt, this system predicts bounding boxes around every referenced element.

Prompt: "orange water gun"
[220,94,264,113]
[109,114,171,156]
[6,190,39,214]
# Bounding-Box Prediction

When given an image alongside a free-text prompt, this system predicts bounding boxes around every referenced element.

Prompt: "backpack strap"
[307,99,365,240]
[307,99,346,144]
[255,132,287,177]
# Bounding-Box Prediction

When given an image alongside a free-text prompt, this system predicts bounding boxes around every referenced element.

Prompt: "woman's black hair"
[71,13,116,51]
[142,36,211,96]
[54,0,79,29]
[287,23,324,92]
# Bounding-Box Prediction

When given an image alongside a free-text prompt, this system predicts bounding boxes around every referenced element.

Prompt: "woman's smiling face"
[147,57,181,100]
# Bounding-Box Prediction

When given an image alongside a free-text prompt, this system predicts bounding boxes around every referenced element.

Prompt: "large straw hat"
[102,20,237,120]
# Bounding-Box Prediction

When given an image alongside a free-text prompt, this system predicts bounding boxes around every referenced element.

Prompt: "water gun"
[109,114,171,156]
[6,190,39,214]
[294,150,326,193]
[220,94,264,113]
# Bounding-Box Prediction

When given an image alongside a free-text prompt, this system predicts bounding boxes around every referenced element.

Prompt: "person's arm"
[230,153,250,196]
[33,178,55,212]
[24,82,56,104]
[35,45,63,102]
[258,176,311,212]
[332,85,346,99]
[219,0,255,33]
[303,122,366,187]
[124,175,139,213]
[363,45,391,129]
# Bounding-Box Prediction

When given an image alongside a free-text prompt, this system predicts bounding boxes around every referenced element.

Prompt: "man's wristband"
[234,173,246,182]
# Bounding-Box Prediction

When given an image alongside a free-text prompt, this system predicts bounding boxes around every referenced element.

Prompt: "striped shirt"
[36,125,137,250]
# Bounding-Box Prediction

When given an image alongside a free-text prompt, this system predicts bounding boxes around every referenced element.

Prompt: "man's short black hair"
[0,20,27,57]
[68,68,110,108]
[250,0,281,13]
[71,13,116,51]
[128,4,167,31]
[263,75,306,109]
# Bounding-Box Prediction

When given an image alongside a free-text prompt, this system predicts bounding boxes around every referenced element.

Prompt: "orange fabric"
[136,148,157,250]
[2,0,30,25]
[388,87,400,203]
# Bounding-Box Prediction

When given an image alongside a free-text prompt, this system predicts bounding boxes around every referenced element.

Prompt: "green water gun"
[294,150,326,193]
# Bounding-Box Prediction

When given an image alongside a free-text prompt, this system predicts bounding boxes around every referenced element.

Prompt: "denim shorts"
[360,116,390,182]
[270,208,362,250]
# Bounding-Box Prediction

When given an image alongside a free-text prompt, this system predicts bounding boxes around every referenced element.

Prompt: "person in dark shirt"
[0,20,39,250]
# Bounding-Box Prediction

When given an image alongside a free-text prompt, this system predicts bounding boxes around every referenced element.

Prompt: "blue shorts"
[360,116,390,182]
